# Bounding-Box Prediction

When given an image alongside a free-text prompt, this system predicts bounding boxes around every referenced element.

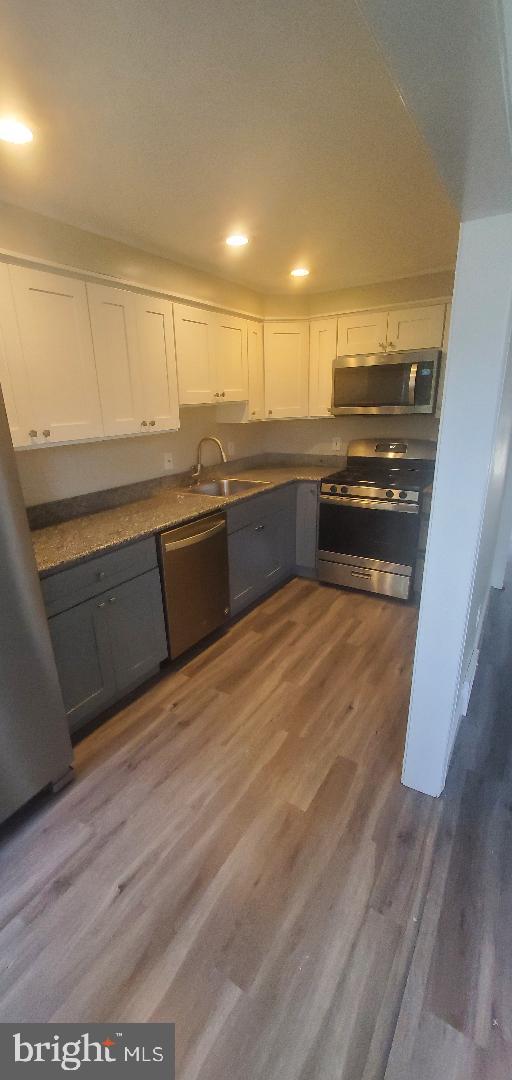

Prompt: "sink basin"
[186,478,270,497]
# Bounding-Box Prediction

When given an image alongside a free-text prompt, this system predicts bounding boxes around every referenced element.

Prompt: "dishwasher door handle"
[163,520,226,552]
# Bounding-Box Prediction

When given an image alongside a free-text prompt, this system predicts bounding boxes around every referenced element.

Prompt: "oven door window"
[318,501,419,567]
[333,362,410,408]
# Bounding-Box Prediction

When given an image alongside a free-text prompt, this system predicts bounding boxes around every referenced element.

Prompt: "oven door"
[331,350,439,415]
[317,495,420,598]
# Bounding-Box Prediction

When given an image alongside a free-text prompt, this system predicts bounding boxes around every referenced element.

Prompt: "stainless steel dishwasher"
[159,513,230,658]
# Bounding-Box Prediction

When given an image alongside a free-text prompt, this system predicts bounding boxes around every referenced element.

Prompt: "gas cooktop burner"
[320,446,435,504]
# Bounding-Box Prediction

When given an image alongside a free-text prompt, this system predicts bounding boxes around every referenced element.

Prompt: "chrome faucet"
[191,435,228,482]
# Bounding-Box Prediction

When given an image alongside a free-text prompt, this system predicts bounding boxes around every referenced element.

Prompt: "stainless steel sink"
[186,478,270,497]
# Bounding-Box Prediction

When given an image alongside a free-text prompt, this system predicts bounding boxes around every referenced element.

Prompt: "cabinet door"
[215,314,248,402]
[135,295,179,431]
[264,322,309,419]
[48,595,115,732]
[295,483,319,570]
[337,311,388,355]
[105,569,168,694]
[309,318,337,416]
[87,283,142,437]
[174,303,215,405]
[0,264,32,447]
[247,322,265,420]
[386,304,446,350]
[436,302,451,419]
[9,266,103,444]
[228,523,262,614]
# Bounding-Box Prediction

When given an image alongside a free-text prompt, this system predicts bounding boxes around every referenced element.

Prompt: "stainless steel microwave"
[331,348,441,415]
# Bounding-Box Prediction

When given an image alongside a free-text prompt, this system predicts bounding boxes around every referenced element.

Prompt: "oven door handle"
[319,495,418,514]
[408,362,419,407]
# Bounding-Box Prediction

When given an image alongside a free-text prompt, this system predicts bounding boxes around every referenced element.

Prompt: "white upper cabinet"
[247,322,265,420]
[174,303,215,405]
[309,318,337,417]
[88,285,180,436]
[214,314,248,401]
[87,283,141,437]
[264,322,309,419]
[134,294,179,431]
[9,266,103,445]
[337,311,388,355]
[0,264,32,448]
[386,304,446,351]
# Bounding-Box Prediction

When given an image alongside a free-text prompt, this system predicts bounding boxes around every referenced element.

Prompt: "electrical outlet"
[163,453,174,471]
[227,441,235,457]
[332,437,343,452]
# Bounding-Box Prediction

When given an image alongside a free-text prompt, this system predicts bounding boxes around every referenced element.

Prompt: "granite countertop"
[32,464,329,577]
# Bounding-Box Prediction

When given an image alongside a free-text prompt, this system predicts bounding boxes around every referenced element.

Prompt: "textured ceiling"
[0,0,459,294]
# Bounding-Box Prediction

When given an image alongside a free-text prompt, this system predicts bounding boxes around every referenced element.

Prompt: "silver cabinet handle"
[97,601,106,609]
[42,429,50,438]
[214,392,219,398]
[149,420,156,427]
[108,596,116,603]
[29,429,38,438]
[251,410,256,416]
[141,420,148,427]
[268,409,273,415]
[255,523,265,531]
[388,341,395,349]
[351,570,372,579]
[220,391,226,398]
[379,341,386,350]
[96,570,105,581]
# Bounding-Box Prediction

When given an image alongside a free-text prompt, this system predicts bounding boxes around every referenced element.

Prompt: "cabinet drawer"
[226,485,296,534]
[41,537,158,616]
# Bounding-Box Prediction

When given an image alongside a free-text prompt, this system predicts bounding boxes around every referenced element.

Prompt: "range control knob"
[330,484,337,493]
[386,489,394,499]
[340,485,349,494]
[399,490,408,500]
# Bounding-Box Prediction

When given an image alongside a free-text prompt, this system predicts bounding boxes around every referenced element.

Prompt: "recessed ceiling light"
[0,117,33,144]
[226,234,249,247]
[290,267,310,278]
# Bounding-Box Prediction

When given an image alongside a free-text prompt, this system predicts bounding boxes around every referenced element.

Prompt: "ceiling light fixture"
[290,267,310,278]
[0,117,33,144]
[226,234,249,247]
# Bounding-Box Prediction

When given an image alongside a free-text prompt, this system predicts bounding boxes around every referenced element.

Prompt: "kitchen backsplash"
[16,406,439,507]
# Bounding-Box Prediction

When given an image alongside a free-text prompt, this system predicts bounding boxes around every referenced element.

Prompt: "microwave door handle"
[408,362,418,407]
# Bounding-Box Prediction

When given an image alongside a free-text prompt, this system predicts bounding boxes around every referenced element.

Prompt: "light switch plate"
[332,437,343,452]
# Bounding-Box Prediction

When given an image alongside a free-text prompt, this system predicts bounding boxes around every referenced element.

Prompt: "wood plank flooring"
[0,574,511,1078]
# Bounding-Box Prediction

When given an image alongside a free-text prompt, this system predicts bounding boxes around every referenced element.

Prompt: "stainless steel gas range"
[317,438,436,600]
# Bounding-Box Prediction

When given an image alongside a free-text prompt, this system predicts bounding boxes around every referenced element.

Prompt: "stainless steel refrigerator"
[0,388,73,825]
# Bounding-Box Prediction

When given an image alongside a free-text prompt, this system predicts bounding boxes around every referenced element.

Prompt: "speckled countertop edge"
[33,465,329,577]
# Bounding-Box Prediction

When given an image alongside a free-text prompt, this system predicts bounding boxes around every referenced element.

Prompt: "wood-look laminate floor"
[1,574,511,1079]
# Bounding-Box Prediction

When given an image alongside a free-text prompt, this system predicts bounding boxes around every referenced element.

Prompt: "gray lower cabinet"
[48,592,116,731]
[47,556,168,733]
[228,491,296,615]
[295,482,319,576]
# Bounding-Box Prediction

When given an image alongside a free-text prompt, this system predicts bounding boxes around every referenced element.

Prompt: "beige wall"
[264,269,454,317]
[259,413,438,456]
[0,202,264,316]
[16,407,266,506]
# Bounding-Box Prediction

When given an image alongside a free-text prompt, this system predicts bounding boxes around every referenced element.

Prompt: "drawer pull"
[42,429,51,438]
[29,429,38,438]
[149,420,156,427]
[97,601,106,609]
[141,419,148,427]
[108,596,116,603]
[351,570,372,579]
[96,570,106,581]
[255,523,265,531]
